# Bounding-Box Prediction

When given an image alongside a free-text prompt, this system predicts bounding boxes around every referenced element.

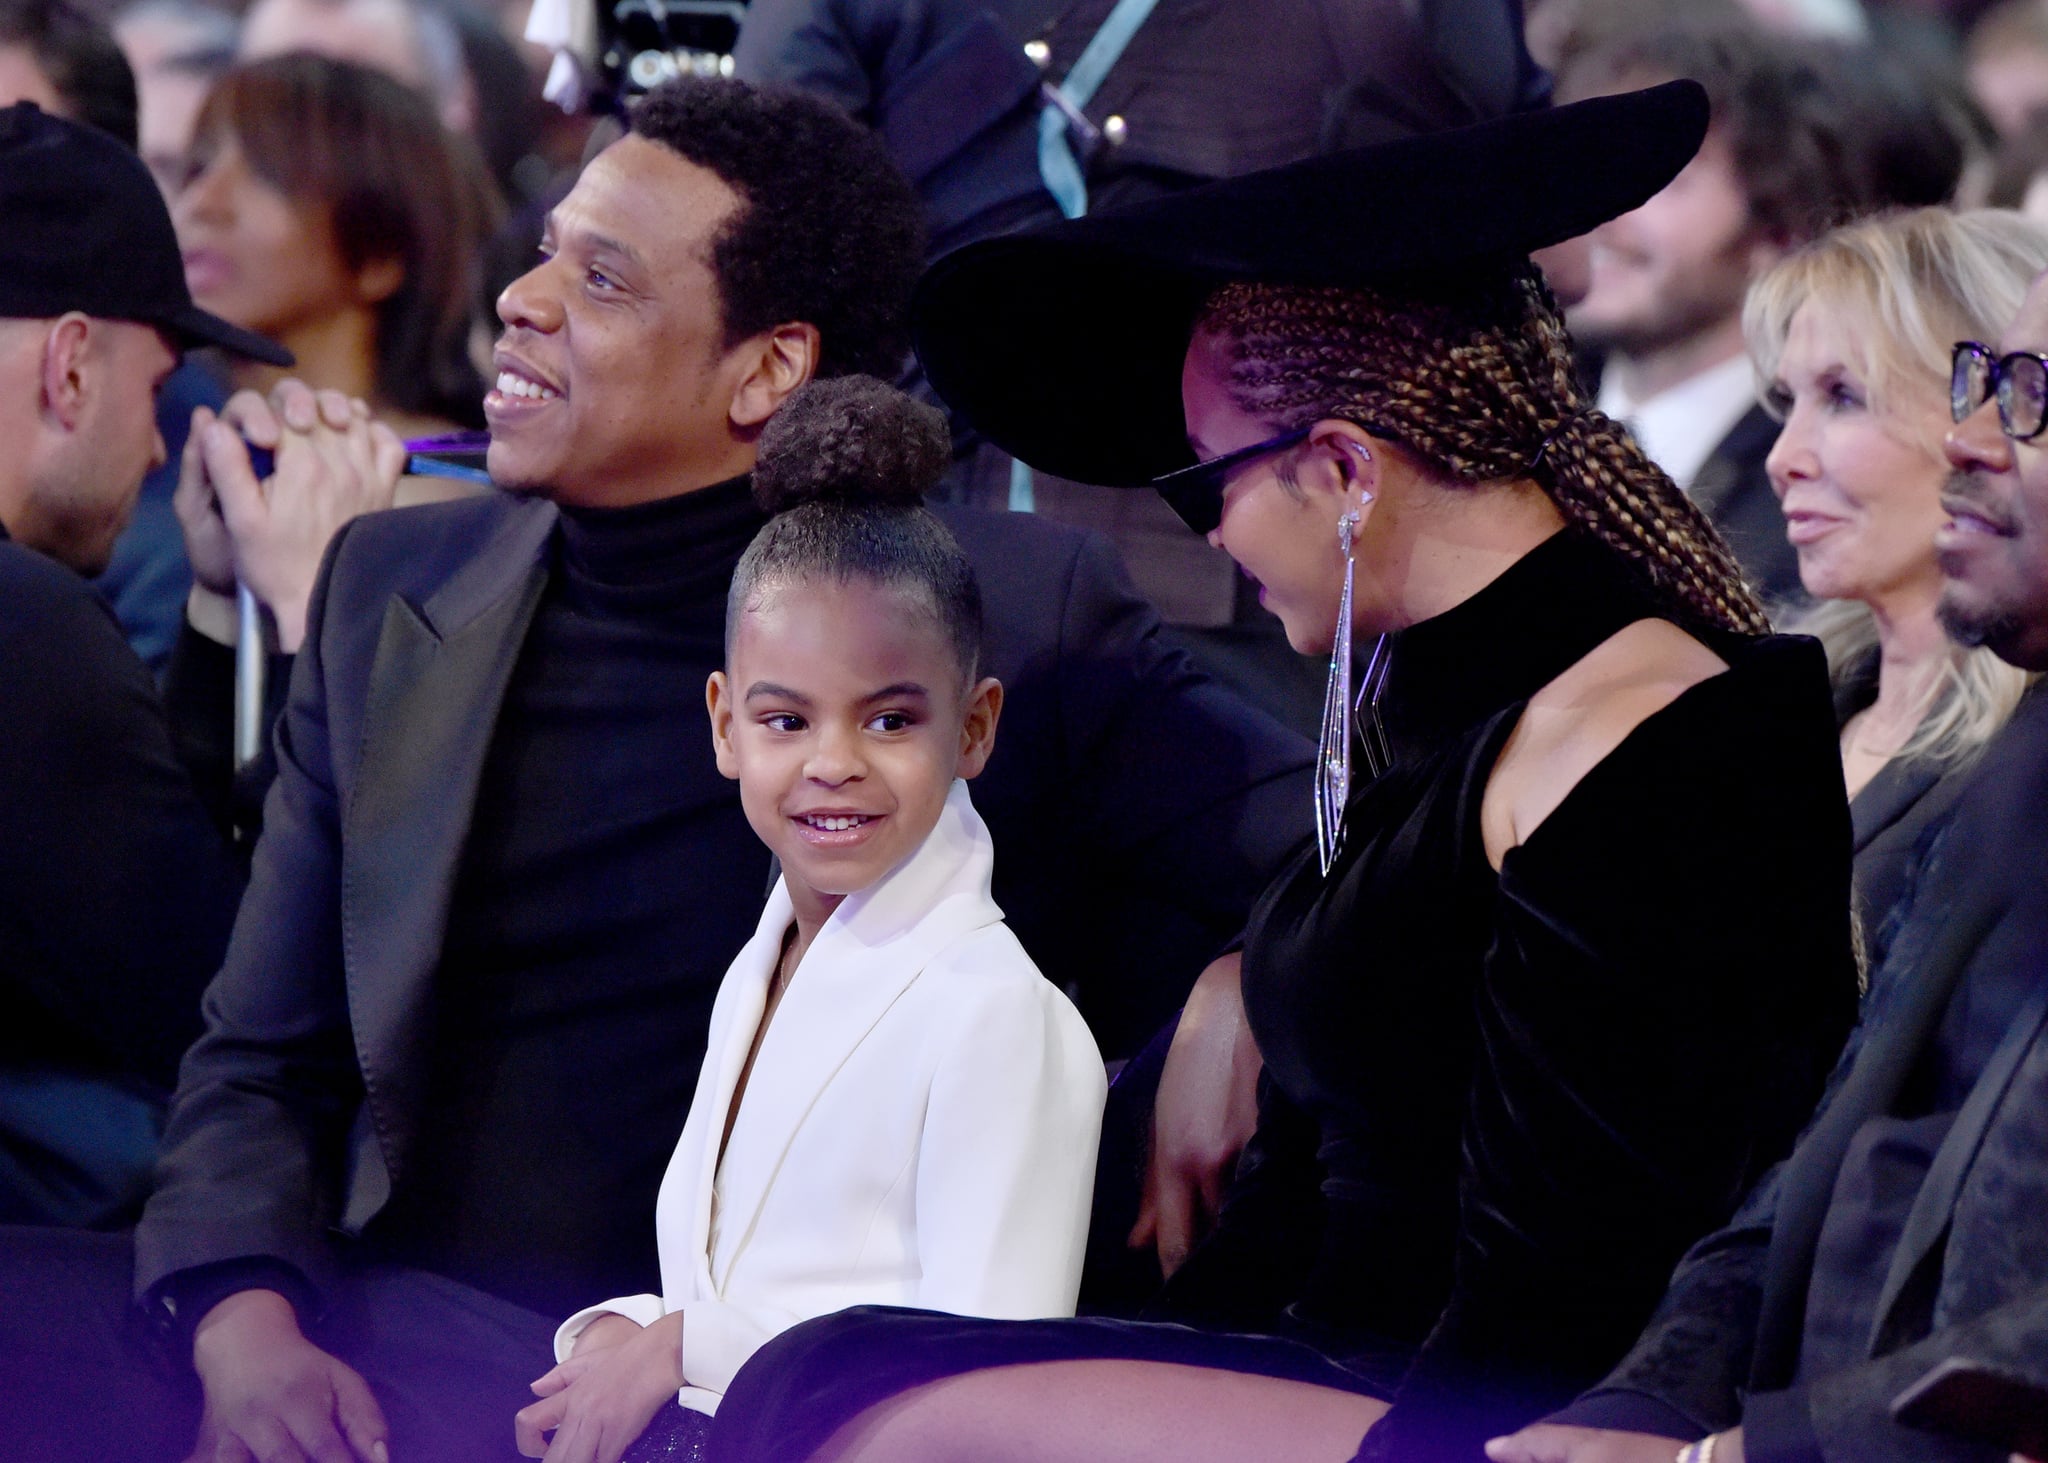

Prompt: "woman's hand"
[1130,953,1262,1277]
[514,1310,686,1463]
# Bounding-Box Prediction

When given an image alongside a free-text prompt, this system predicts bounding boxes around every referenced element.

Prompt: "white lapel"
[657,880,787,1305]
[705,781,1003,1287]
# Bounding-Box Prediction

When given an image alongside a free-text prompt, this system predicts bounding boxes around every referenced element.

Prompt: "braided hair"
[1195,269,1769,636]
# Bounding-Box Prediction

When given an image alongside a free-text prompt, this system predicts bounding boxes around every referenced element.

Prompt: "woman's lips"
[1782,510,1846,547]
[181,248,233,297]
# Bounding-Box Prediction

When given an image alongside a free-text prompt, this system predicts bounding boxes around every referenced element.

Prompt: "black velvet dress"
[707,531,1860,1463]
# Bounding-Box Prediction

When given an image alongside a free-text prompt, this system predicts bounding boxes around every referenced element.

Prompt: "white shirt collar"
[1597,352,1761,493]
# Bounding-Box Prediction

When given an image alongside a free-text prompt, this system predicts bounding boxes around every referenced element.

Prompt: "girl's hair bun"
[753,375,951,513]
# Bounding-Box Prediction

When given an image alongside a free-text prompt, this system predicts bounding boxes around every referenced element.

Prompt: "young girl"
[512,378,1108,1463]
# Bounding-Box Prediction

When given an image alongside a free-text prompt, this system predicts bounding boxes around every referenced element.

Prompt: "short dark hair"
[731,376,979,679]
[629,78,925,381]
[1560,23,1969,246]
[0,0,137,149]
[193,53,503,426]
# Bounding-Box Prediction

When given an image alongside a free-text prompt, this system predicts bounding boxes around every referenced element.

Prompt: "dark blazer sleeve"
[0,549,242,1091]
[134,523,368,1307]
[947,510,1313,1054]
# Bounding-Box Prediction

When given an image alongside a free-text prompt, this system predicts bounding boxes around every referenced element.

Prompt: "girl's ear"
[955,676,1004,779]
[706,669,741,780]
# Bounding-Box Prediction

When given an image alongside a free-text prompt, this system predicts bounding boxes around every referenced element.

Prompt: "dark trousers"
[0,1227,559,1463]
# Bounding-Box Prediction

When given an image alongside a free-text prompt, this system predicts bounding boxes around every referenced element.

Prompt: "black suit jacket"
[0,534,241,1097]
[1692,404,1805,613]
[134,490,1310,1304]
[1553,685,2048,1462]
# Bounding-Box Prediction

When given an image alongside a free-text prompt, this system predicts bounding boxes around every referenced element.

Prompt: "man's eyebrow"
[539,214,647,274]
[583,231,647,270]
[745,682,812,705]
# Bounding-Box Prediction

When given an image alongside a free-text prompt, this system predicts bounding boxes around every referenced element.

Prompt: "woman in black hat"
[701,84,1860,1463]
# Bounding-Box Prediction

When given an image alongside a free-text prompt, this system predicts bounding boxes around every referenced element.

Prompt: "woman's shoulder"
[1484,623,1837,866]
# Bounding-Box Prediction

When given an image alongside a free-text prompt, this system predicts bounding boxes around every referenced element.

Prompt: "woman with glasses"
[1747,208,2043,966]
[700,85,1859,1463]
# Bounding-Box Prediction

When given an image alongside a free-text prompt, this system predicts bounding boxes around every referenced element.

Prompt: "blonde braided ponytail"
[1197,272,1769,636]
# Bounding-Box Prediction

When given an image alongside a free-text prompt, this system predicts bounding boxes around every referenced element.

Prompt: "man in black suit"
[0,76,1309,1463]
[1558,22,1966,610]
[1488,265,2048,1463]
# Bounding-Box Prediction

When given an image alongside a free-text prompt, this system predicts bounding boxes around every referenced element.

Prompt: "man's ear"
[707,669,741,780]
[731,322,822,430]
[955,676,1004,779]
[39,314,94,433]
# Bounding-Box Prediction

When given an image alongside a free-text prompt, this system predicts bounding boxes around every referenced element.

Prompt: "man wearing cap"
[0,99,395,1229]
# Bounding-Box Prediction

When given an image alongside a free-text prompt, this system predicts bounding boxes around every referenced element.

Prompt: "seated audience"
[1488,255,2048,1463]
[1968,0,2048,138]
[515,377,1106,1460]
[0,0,210,673]
[113,0,235,198]
[704,82,1858,1463]
[238,0,473,135]
[175,52,500,443]
[0,103,386,1228]
[0,76,1308,1463]
[1561,20,1969,607]
[1746,206,2042,959]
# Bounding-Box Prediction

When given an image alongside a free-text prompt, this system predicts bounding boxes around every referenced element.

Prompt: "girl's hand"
[515,1311,685,1463]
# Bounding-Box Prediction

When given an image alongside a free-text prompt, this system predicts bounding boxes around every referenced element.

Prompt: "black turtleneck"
[366,477,775,1317]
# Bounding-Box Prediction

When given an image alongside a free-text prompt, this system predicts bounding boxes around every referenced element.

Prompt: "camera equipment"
[595,0,746,107]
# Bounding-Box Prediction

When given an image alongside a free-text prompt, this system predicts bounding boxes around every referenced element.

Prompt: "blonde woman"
[1747,206,2045,959]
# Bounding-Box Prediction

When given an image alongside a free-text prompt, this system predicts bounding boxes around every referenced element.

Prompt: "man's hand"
[186,1288,389,1463]
[1129,952,1262,1278]
[514,1310,685,1463]
[177,380,404,652]
[1485,1424,1731,1463]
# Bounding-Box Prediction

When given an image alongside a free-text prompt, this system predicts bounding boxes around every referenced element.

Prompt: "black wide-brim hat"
[911,80,1709,496]
[0,101,293,366]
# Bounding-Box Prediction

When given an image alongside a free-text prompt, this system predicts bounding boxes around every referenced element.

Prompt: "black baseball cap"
[0,100,293,365]
[911,80,1709,494]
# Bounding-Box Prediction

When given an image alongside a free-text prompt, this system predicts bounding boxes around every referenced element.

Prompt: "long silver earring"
[1316,508,1361,875]
[1315,504,1392,877]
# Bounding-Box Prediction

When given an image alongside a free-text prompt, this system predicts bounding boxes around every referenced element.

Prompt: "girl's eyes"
[756,711,917,733]
[1824,378,1866,411]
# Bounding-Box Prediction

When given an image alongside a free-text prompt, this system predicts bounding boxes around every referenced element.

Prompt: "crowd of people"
[3,0,2048,1461]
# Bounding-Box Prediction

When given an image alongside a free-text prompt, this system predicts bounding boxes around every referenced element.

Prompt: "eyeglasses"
[1951,341,2048,441]
[1149,426,1313,535]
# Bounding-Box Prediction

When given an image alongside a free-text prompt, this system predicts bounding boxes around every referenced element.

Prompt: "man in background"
[1561,21,1968,605]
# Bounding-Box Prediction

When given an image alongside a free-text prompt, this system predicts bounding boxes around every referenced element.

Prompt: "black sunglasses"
[1951,340,2048,441]
[1148,426,1314,535]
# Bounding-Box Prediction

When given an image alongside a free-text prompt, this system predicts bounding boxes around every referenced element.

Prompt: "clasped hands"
[515,1310,687,1463]
[175,379,404,654]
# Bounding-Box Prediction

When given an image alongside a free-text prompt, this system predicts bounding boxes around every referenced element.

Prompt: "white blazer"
[555,780,1106,1413]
